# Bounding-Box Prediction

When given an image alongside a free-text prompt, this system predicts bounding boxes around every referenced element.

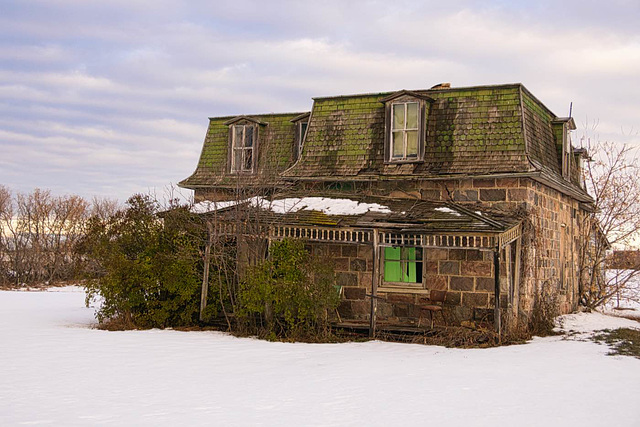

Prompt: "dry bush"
[527,280,561,336]
[0,187,90,287]
[579,140,640,308]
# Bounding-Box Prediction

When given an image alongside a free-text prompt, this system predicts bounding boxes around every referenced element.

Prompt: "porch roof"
[194,195,520,235]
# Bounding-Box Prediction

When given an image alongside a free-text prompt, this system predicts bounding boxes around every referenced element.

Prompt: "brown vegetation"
[0,186,118,288]
[578,140,640,309]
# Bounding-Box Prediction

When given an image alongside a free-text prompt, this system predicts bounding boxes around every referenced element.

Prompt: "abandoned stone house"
[179,83,594,332]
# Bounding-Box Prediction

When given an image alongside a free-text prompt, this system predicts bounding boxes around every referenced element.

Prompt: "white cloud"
[0,0,639,201]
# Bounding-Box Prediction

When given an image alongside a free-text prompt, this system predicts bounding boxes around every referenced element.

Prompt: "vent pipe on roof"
[430,82,451,89]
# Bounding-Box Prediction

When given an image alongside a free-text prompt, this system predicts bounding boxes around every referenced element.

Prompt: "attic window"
[231,124,255,173]
[552,117,577,180]
[381,90,431,164]
[295,121,308,160]
[291,112,310,161]
[391,102,419,160]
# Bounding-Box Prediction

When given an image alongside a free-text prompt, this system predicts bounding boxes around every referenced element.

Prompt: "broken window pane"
[244,148,253,170]
[244,126,254,147]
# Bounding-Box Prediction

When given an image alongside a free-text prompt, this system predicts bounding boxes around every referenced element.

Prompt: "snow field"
[0,288,639,426]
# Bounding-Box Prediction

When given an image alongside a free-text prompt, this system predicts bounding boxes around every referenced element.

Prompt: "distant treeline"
[0,186,118,287]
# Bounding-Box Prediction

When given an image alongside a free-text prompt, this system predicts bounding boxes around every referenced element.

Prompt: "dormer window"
[290,112,311,161]
[224,116,265,174]
[231,124,255,173]
[391,102,419,160]
[552,117,577,180]
[295,121,308,160]
[380,90,433,164]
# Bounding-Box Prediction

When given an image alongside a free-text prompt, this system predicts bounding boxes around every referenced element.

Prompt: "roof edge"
[378,89,435,103]
[312,83,523,101]
[208,111,309,121]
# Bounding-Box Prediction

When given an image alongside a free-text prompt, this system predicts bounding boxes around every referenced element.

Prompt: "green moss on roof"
[181,83,576,191]
[520,87,561,174]
[283,84,531,178]
[180,112,306,189]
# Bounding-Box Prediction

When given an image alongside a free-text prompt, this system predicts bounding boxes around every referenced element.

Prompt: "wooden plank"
[494,247,501,339]
[370,230,379,338]
[199,221,213,322]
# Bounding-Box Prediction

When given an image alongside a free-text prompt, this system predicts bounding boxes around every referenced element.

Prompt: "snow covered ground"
[603,271,640,319]
[1,288,639,426]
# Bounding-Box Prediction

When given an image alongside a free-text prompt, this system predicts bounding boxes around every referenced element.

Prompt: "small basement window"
[231,124,255,173]
[383,246,423,286]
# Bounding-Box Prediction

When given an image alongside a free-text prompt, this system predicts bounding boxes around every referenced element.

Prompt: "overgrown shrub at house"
[82,194,204,329]
[528,280,561,336]
[238,239,339,340]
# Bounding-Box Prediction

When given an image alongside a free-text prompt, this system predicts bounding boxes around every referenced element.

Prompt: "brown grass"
[592,328,640,359]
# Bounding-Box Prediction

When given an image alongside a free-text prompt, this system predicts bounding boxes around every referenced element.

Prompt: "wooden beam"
[200,221,213,322]
[370,230,379,338]
[494,247,501,339]
[514,237,522,313]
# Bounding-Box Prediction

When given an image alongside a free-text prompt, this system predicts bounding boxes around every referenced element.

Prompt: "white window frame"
[230,124,255,173]
[390,101,420,161]
[562,127,572,179]
[296,121,308,160]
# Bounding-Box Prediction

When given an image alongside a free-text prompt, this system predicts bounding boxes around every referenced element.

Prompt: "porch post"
[369,230,379,338]
[493,246,501,338]
[200,220,213,322]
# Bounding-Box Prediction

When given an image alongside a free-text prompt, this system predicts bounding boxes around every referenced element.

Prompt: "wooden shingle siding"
[520,87,562,176]
[283,84,532,179]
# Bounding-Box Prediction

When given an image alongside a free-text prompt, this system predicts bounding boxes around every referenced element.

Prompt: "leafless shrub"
[0,187,90,287]
[578,139,640,308]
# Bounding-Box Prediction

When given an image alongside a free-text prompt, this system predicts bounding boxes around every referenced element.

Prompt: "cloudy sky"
[1,0,639,202]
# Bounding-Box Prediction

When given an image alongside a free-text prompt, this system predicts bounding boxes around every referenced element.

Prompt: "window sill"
[377,286,430,295]
[384,159,424,165]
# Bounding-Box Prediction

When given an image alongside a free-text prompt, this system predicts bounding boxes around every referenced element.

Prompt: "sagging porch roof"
[192,196,522,250]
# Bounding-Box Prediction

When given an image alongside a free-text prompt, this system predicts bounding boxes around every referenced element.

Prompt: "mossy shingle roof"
[284,84,544,178]
[179,83,588,201]
[180,112,305,189]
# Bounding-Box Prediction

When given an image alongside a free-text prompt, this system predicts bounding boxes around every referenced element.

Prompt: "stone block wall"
[306,242,373,321]
[373,176,586,317]
[376,248,508,325]
[308,241,509,327]
[524,181,583,313]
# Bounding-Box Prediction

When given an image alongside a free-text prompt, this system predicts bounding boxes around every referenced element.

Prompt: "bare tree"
[90,196,120,221]
[0,186,12,284]
[579,139,640,308]
[0,188,91,286]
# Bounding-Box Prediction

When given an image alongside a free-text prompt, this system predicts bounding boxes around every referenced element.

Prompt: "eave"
[223,116,267,126]
[378,89,435,103]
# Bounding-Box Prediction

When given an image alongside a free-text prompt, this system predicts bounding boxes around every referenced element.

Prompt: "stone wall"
[371,176,586,317]
[308,241,510,327]
[524,180,584,313]
[377,248,508,326]
[306,242,373,321]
